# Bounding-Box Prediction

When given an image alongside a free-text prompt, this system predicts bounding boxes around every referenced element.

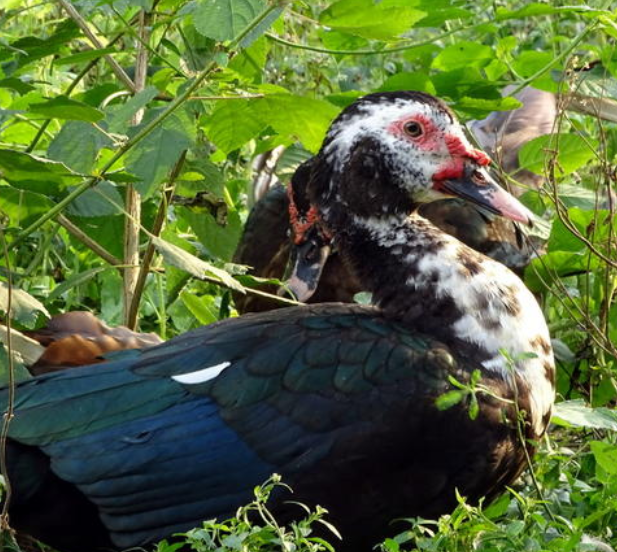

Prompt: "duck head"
[285,91,535,301]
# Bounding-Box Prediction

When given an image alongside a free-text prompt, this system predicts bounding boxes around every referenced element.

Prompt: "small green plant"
[155,475,340,552]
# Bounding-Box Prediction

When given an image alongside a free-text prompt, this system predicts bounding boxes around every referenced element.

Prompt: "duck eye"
[403,121,423,138]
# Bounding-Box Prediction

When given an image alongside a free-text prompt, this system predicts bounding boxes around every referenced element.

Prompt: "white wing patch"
[172,361,231,384]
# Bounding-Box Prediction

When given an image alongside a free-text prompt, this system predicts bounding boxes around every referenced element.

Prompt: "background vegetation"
[1,0,617,550]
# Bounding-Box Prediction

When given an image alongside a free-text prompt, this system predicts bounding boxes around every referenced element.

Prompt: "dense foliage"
[1,0,617,550]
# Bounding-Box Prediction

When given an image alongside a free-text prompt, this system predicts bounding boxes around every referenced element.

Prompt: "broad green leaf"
[455,96,521,115]
[203,99,267,154]
[67,215,125,259]
[518,134,597,177]
[152,236,244,292]
[193,0,264,42]
[67,181,123,217]
[415,1,472,27]
[181,291,219,325]
[47,121,112,174]
[228,36,270,81]
[511,51,559,92]
[432,68,499,102]
[379,72,436,94]
[0,186,53,227]
[183,207,243,261]
[27,96,104,123]
[126,111,194,197]
[590,441,617,475]
[318,29,370,53]
[48,266,109,301]
[320,0,425,40]
[553,400,617,432]
[257,94,340,153]
[238,4,283,48]
[0,77,35,95]
[546,207,599,253]
[8,19,80,68]
[0,149,80,195]
[524,251,596,292]
[54,47,118,66]
[107,86,159,134]
[432,42,494,71]
[0,280,49,329]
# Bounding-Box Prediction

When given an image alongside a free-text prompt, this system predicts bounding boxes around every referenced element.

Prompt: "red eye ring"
[403,121,423,138]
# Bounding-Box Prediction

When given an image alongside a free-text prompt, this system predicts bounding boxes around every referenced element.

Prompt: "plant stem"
[123,8,150,327]
[56,215,122,266]
[266,21,486,56]
[0,228,15,528]
[126,151,186,330]
[57,0,137,92]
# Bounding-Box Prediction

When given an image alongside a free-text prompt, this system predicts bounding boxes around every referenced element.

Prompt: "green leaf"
[183,207,243,261]
[590,441,617,475]
[0,77,35,95]
[203,99,267,154]
[257,95,340,153]
[47,121,112,174]
[455,96,522,116]
[518,134,597,177]
[435,390,465,411]
[0,149,80,195]
[320,0,425,40]
[511,51,558,92]
[125,111,194,197]
[553,400,617,432]
[524,251,596,293]
[0,280,49,329]
[432,41,494,71]
[0,186,54,227]
[379,72,436,94]
[107,86,159,134]
[54,47,118,67]
[66,181,123,218]
[193,0,264,42]
[152,236,244,292]
[27,96,104,123]
[180,291,219,325]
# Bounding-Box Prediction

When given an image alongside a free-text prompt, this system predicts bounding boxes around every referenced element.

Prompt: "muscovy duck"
[3,91,555,552]
[234,87,556,312]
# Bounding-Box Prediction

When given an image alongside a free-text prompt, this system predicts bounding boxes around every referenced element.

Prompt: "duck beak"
[436,164,534,226]
[283,231,331,302]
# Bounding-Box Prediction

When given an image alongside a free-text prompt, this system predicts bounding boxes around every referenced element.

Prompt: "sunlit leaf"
[193,0,264,42]
[203,99,267,154]
[47,121,112,174]
[320,0,425,40]
[432,41,494,71]
[518,134,597,177]
[125,111,194,197]
[152,236,244,292]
